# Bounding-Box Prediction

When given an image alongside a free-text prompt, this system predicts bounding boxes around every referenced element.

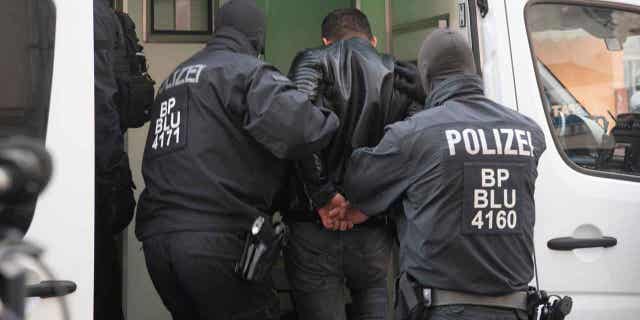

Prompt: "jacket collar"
[424,73,484,109]
[206,27,258,57]
[339,36,373,49]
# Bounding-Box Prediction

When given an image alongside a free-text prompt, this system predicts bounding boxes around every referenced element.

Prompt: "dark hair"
[321,8,373,42]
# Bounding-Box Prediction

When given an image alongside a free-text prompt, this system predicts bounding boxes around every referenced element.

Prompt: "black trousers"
[284,222,393,320]
[94,203,124,320]
[142,231,280,320]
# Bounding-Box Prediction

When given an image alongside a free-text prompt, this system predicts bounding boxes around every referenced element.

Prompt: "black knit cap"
[215,0,266,54]
[418,29,476,95]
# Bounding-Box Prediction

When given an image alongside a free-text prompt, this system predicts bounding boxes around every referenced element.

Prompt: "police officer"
[340,29,547,320]
[281,9,423,320]
[93,1,136,319]
[135,1,339,319]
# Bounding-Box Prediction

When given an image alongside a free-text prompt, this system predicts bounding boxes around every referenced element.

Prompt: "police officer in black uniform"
[93,1,136,319]
[341,29,547,320]
[135,1,339,319]
[281,9,423,320]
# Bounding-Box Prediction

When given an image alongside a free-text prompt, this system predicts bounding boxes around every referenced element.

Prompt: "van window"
[152,0,210,33]
[148,0,214,43]
[526,3,640,178]
[0,0,56,232]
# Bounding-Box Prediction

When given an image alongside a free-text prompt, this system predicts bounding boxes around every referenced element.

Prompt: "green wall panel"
[391,0,455,26]
[359,0,388,54]
[390,0,458,61]
[255,0,353,74]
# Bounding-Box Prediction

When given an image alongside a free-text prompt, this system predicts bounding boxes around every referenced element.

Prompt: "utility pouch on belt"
[235,216,288,282]
[526,287,573,320]
[395,273,430,320]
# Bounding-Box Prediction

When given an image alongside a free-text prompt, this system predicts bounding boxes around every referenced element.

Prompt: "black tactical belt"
[283,214,390,228]
[428,289,528,311]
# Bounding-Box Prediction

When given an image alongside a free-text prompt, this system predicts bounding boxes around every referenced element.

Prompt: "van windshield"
[527,3,640,177]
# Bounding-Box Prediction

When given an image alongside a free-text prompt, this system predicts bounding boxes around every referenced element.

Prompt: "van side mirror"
[593,116,609,132]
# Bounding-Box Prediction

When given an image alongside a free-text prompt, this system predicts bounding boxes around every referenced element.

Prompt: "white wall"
[123,1,204,319]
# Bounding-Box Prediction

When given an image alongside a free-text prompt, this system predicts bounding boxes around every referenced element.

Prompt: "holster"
[526,286,573,320]
[395,273,430,320]
[235,217,288,283]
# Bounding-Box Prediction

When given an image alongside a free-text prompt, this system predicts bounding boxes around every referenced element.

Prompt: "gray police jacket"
[136,28,339,240]
[344,74,547,295]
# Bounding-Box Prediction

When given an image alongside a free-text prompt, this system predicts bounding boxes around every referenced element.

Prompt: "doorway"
[256,0,354,73]
[122,1,477,319]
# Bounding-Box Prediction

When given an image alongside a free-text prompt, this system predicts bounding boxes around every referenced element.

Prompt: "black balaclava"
[418,29,476,96]
[214,0,266,55]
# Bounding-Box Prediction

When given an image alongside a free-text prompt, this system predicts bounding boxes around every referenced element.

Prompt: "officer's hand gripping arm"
[393,61,426,117]
[244,65,339,160]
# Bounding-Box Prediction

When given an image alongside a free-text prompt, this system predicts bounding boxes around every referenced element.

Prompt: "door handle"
[26,280,77,298]
[547,236,617,251]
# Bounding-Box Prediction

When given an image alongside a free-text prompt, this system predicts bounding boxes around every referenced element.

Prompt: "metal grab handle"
[26,280,77,298]
[547,236,617,251]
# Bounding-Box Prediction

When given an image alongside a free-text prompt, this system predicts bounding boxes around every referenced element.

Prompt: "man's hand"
[317,193,349,230]
[330,207,369,226]
[317,194,369,231]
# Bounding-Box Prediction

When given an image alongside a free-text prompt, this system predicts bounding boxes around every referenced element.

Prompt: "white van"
[1,0,639,319]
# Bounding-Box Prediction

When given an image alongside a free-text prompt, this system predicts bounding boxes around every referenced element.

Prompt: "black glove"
[394,61,427,105]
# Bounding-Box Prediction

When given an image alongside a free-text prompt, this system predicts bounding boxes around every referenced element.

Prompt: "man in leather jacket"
[281,8,424,320]
[136,1,339,319]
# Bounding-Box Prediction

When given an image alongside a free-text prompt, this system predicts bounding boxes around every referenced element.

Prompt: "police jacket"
[281,37,420,218]
[94,0,125,175]
[135,27,339,240]
[344,74,547,295]
[94,0,136,234]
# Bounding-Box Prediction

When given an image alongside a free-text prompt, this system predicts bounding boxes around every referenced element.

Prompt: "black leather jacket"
[281,37,421,219]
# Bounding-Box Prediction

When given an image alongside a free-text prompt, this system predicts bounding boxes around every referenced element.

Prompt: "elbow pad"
[289,48,325,102]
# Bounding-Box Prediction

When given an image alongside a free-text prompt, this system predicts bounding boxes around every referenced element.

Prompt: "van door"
[0,0,95,319]
[26,0,95,318]
[505,1,640,318]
